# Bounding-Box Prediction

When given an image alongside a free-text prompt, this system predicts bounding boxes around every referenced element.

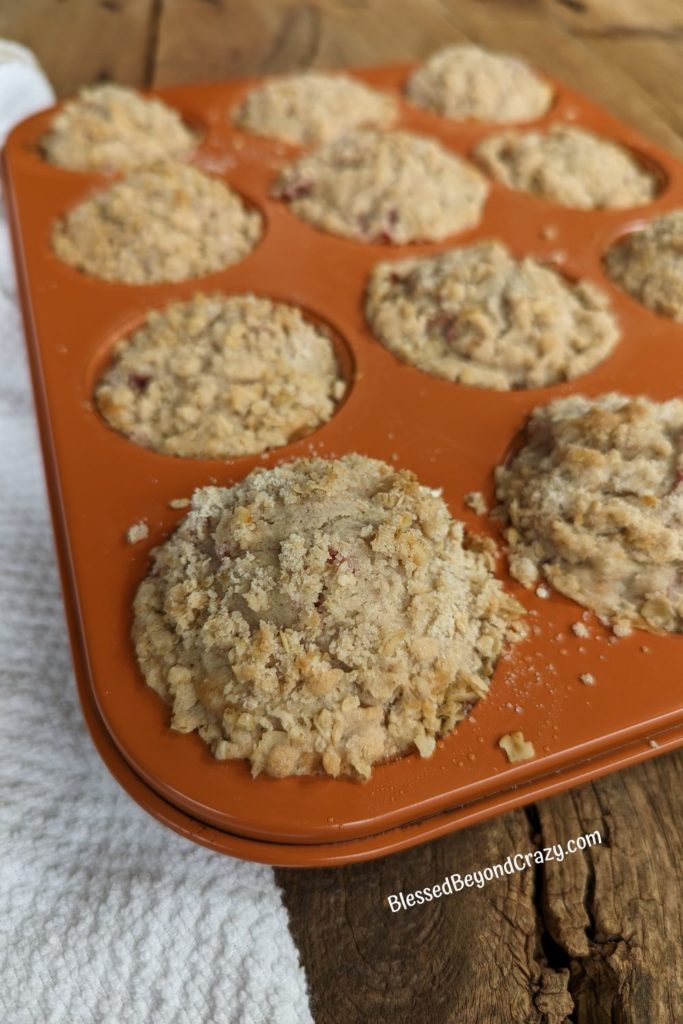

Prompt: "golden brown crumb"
[133,454,526,780]
[41,83,196,171]
[233,71,397,144]
[126,520,149,544]
[495,393,683,633]
[273,130,488,244]
[499,731,536,762]
[95,294,345,459]
[366,241,618,390]
[52,163,261,284]
[464,491,489,515]
[406,45,552,124]
[476,125,656,209]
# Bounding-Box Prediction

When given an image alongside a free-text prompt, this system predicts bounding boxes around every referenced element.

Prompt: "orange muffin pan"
[4,63,683,866]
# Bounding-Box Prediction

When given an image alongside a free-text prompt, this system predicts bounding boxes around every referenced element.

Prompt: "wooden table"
[3,2,683,1021]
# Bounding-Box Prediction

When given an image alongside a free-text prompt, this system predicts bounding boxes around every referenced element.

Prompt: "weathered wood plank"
[277,810,573,1024]
[279,751,683,1024]
[542,0,683,34]
[153,0,465,85]
[538,753,683,1023]
[0,0,159,97]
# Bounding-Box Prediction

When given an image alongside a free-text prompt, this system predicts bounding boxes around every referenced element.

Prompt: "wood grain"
[2,1,683,1020]
[152,0,683,154]
[0,0,159,98]
[277,811,574,1024]
[278,752,683,1023]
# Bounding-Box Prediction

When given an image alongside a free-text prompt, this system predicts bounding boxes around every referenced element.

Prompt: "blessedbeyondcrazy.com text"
[386,829,602,912]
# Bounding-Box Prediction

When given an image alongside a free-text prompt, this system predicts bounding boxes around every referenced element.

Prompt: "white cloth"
[0,41,54,140]
[0,48,313,1024]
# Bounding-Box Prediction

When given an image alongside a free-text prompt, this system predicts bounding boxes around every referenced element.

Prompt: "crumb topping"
[233,71,397,144]
[465,491,489,515]
[126,520,149,544]
[95,294,346,459]
[366,241,619,390]
[406,45,552,124]
[476,125,657,209]
[499,731,536,762]
[133,454,526,779]
[52,162,262,284]
[604,211,683,322]
[41,84,196,171]
[273,129,488,244]
[495,392,683,633]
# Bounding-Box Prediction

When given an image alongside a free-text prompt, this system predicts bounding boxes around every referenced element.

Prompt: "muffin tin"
[4,63,683,866]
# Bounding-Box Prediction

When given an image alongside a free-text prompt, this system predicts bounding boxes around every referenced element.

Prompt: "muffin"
[406,45,552,124]
[495,392,683,634]
[133,454,526,779]
[604,210,683,322]
[95,294,346,458]
[52,162,261,284]
[273,129,488,244]
[476,125,657,209]
[233,71,397,144]
[41,83,196,172]
[366,241,619,389]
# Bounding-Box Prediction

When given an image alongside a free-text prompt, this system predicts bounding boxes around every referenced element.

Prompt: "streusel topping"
[41,84,196,171]
[366,241,619,389]
[52,163,261,284]
[273,129,488,244]
[96,294,345,458]
[495,393,683,634]
[133,454,525,779]
[604,211,683,322]
[406,45,552,124]
[476,125,656,209]
[233,71,397,144]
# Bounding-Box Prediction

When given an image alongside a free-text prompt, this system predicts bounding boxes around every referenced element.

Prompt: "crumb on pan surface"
[499,731,536,762]
[366,241,619,390]
[233,71,397,144]
[126,520,149,544]
[273,129,488,244]
[604,210,683,322]
[406,45,552,124]
[40,83,196,172]
[133,454,526,780]
[475,125,657,209]
[95,294,346,459]
[465,491,488,515]
[495,392,683,634]
[51,162,261,284]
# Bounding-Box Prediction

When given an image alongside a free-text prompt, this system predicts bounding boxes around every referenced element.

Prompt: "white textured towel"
[0,46,313,1024]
